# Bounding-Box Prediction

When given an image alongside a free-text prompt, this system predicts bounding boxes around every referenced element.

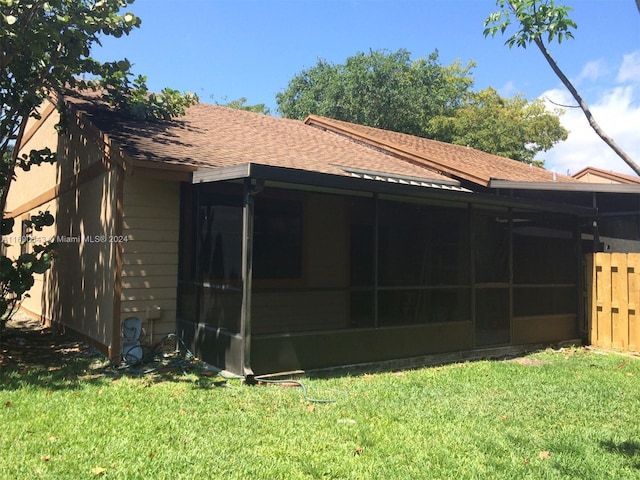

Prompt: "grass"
[1,347,640,479]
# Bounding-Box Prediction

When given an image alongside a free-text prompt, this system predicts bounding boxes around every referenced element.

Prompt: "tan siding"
[122,253,179,266]
[122,264,179,277]
[119,240,179,253]
[5,105,60,214]
[125,229,180,242]
[43,170,118,349]
[5,99,118,353]
[122,205,180,218]
[120,298,178,310]
[121,287,178,301]
[3,199,57,317]
[120,176,180,345]
[149,321,176,336]
[121,276,178,289]
[123,217,179,231]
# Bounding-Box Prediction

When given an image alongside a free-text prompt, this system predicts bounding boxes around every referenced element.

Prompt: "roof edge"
[304,115,490,187]
[489,179,640,193]
[572,166,640,185]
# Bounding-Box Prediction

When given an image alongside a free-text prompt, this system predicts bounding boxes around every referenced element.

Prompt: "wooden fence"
[587,253,640,351]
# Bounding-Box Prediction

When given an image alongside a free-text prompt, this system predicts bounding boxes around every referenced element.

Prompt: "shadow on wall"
[42,112,118,354]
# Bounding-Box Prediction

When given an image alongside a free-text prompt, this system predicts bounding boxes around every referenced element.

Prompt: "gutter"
[489,179,640,194]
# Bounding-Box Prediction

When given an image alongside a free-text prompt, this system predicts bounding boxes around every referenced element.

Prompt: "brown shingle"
[65,92,575,188]
[304,115,576,186]
[65,94,453,183]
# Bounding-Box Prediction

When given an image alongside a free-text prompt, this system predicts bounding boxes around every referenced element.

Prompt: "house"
[572,166,640,185]
[6,91,604,377]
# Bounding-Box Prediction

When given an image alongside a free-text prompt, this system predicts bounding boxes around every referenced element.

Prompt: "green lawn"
[1,347,640,479]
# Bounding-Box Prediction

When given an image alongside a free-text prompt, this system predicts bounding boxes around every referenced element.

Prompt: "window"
[253,197,303,279]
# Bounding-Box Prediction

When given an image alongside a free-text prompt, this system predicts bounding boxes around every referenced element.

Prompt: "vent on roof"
[337,166,471,192]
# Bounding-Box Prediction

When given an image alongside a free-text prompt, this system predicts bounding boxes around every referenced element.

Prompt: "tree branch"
[533,36,640,175]
[0,112,29,215]
[543,96,580,109]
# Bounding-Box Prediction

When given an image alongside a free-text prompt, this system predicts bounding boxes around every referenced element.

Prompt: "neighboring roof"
[304,115,576,187]
[572,166,640,185]
[64,92,456,187]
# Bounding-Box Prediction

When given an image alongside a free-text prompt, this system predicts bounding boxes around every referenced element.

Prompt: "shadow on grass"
[600,440,640,469]
[0,320,110,391]
[1,319,229,392]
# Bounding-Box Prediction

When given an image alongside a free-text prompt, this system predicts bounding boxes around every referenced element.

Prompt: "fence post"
[587,253,596,346]
[628,255,640,351]
[611,253,628,349]
[596,253,612,348]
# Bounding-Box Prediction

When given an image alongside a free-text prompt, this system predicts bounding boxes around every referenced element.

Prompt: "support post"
[240,178,262,379]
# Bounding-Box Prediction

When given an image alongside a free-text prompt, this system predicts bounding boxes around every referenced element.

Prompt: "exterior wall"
[4,198,58,319]
[120,176,180,345]
[5,105,60,210]
[577,172,622,184]
[44,170,118,350]
[574,169,640,185]
[4,105,60,317]
[5,100,119,355]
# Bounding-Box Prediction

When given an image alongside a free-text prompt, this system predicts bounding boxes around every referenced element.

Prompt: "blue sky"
[94,0,640,176]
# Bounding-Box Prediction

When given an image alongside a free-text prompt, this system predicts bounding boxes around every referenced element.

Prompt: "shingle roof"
[304,115,576,186]
[65,92,574,189]
[65,93,454,184]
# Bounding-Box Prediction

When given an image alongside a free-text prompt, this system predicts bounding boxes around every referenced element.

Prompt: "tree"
[276,49,475,137]
[0,0,197,333]
[277,48,567,164]
[215,96,271,115]
[484,0,640,175]
[428,87,568,165]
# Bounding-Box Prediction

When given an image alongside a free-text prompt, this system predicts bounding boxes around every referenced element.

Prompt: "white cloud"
[617,51,640,83]
[497,80,518,97]
[576,59,608,84]
[540,52,640,177]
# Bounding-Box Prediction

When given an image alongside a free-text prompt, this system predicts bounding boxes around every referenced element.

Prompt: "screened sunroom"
[176,164,590,376]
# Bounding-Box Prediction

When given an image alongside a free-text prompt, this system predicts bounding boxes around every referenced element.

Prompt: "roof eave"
[489,179,640,194]
[192,163,596,217]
